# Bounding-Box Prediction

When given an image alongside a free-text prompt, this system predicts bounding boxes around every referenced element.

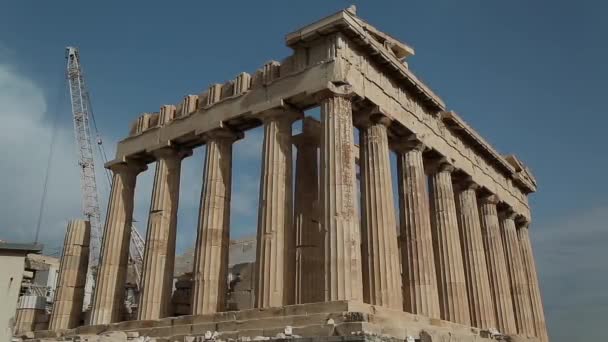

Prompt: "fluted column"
[396,142,440,318]
[49,220,90,330]
[90,162,146,325]
[138,148,189,320]
[455,182,495,329]
[518,224,549,341]
[500,211,534,336]
[319,92,363,302]
[358,114,402,309]
[429,162,470,325]
[254,110,301,308]
[191,130,240,315]
[478,195,516,334]
[293,118,323,304]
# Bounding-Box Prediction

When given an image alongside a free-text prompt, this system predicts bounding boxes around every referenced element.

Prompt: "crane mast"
[65,47,145,309]
[66,47,102,269]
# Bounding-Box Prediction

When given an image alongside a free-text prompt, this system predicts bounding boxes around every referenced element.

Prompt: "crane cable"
[85,90,112,187]
[35,69,67,244]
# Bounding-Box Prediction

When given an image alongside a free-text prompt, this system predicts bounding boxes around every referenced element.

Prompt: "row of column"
[86,92,546,342]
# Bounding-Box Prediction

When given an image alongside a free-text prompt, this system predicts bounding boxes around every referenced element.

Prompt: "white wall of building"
[0,254,27,341]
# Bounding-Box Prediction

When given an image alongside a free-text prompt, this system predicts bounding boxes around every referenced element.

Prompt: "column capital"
[314,83,355,102]
[205,127,244,143]
[259,106,303,125]
[426,158,455,174]
[454,177,479,192]
[499,207,518,220]
[152,146,193,161]
[354,105,392,128]
[478,193,500,205]
[515,216,531,229]
[107,160,147,175]
[391,133,428,153]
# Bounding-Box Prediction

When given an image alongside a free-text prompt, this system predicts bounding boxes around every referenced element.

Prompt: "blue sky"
[0,1,606,340]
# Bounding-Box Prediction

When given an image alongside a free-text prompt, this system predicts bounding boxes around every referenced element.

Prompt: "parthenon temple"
[31,7,548,342]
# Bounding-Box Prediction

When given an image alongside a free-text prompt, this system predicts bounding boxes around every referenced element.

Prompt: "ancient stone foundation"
[26,301,540,342]
[30,6,548,342]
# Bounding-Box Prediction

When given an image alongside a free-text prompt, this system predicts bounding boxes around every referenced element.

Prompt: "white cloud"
[0,63,82,251]
[534,205,608,342]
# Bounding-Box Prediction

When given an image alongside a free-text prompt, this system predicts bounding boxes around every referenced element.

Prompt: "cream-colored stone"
[112,9,534,224]
[455,182,495,330]
[49,220,90,330]
[254,110,301,308]
[395,142,440,318]
[428,162,470,325]
[319,91,363,302]
[25,300,534,342]
[518,225,549,342]
[478,195,516,334]
[191,130,240,315]
[500,212,534,336]
[90,162,146,325]
[293,118,323,304]
[60,8,549,341]
[138,148,189,320]
[358,114,402,309]
[14,308,47,335]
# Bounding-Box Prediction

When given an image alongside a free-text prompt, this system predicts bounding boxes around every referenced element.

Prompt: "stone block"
[233,316,295,332]
[235,307,284,321]
[109,319,170,332]
[235,328,265,339]
[228,291,253,310]
[32,330,61,339]
[189,322,218,335]
[334,322,376,336]
[74,324,110,335]
[191,311,237,325]
[292,324,335,337]
[139,326,175,338]
[283,301,350,317]
[170,315,194,326]
[291,313,345,327]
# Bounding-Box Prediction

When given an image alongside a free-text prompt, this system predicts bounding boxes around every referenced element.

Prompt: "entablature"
[109,7,535,219]
[332,27,532,218]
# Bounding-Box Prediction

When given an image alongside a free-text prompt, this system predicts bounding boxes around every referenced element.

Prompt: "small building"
[13,253,60,336]
[0,242,42,341]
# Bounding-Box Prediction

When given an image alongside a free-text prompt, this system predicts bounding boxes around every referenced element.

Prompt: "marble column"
[358,115,402,309]
[138,148,189,320]
[396,142,440,318]
[319,92,363,302]
[90,162,146,325]
[49,220,90,330]
[478,195,517,334]
[254,110,300,308]
[500,211,534,336]
[293,118,324,304]
[455,182,496,329]
[518,224,549,342]
[429,162,470,325]
[191,130,240,315]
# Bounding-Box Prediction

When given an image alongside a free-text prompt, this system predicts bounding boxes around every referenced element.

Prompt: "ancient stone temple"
[33,6,547,342]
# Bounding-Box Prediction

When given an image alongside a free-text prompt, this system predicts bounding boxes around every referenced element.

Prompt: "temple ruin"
[28,7,547,342]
